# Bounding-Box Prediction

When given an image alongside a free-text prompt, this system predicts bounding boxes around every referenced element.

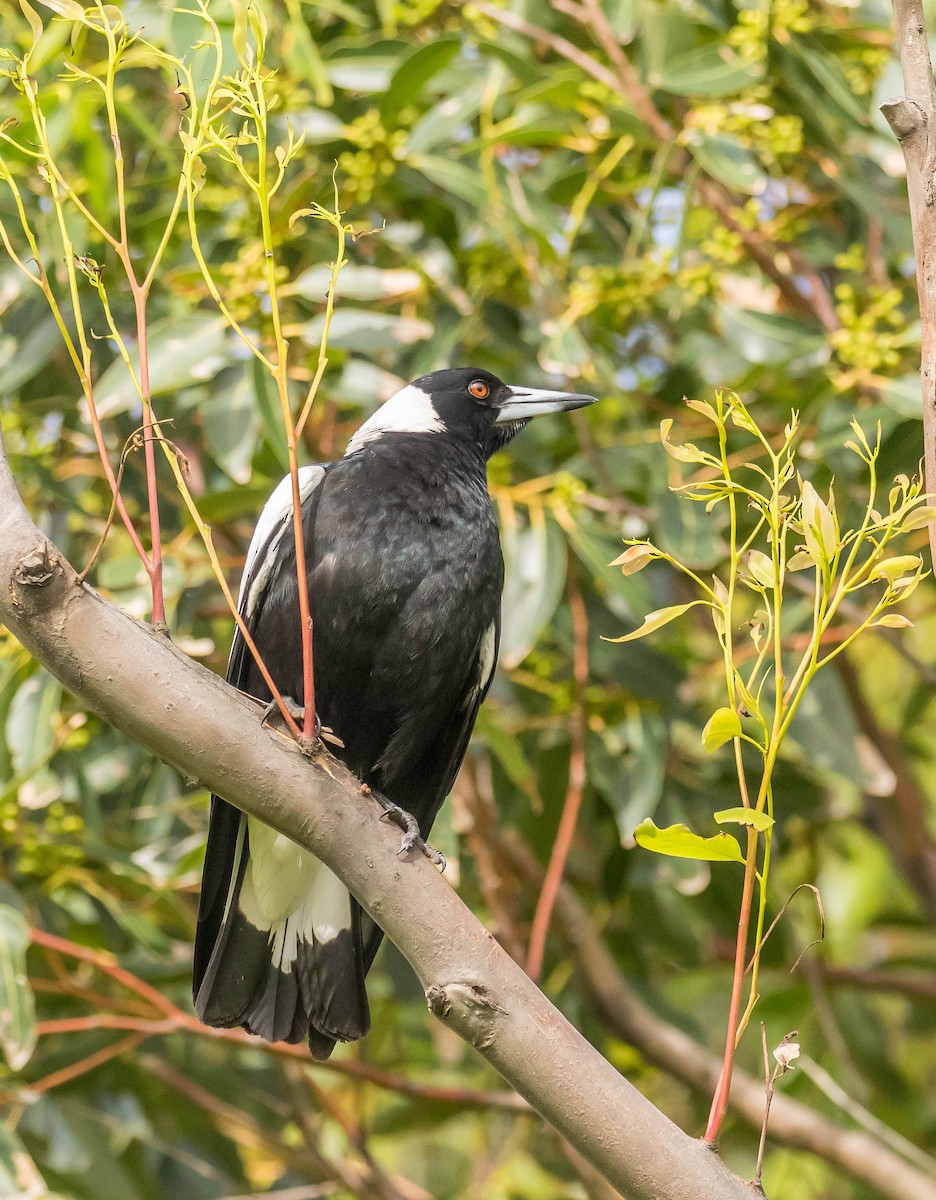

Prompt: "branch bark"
[0,426,754,1200]
[883,0,936,567]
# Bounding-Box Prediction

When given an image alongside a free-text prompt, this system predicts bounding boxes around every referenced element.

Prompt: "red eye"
[468,379,489,399]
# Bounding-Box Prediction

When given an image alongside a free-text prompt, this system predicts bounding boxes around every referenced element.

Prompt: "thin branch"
[13,1034,144,1096]
[883,0,936,567]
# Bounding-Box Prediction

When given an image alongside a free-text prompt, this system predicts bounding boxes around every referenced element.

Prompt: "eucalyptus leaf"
[686,132,767,194]
[655,44,761,97]
[0,905,36,1071]
[500,516,567,668]
[381,38,460,121]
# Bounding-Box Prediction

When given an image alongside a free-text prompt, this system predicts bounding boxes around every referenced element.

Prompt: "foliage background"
[1,0,935,1198]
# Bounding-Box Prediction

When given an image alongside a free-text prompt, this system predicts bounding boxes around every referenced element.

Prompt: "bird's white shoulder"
[239,465,326,616]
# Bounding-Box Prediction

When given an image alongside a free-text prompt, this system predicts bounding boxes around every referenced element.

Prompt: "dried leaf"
[610,543,658,576]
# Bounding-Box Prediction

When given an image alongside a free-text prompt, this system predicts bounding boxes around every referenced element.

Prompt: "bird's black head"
[345,367,597,460]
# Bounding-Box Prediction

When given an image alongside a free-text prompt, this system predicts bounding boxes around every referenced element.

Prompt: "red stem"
[287,456,316,738]
[526,574,589,980]
[82,383,152,570]
[30,935,527,1111]
[17,1034,144,1096]
[704,825,759,1143]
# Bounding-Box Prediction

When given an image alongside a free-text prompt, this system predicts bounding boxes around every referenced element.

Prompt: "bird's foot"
[261,694,308,726]
[261,697,345,754]
[372,791,446,870]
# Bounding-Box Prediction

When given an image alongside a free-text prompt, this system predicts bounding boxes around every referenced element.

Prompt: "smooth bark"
[0,426,757,1200]
[883,0,936,566]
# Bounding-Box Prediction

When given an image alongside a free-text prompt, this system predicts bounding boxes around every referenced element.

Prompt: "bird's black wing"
[358,614,501,974]
[194,465,372,1053]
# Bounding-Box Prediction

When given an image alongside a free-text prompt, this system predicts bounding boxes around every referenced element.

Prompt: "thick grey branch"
[0,427,754,1200]
[887,0,936,567]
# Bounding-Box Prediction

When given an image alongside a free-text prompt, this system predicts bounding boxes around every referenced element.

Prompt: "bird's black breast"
[242,435,503,795]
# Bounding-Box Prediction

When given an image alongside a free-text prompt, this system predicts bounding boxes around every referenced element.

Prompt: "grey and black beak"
[494,385,598,423]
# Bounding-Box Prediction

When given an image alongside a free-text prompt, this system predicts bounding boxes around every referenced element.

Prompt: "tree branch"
[883,0,936,567]
[0,424,752,1200]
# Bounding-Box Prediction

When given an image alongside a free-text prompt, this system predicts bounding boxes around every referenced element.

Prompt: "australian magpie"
[193,366,596,1058]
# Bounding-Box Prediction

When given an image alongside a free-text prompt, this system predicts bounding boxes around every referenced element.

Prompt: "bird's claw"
[261,698,345,748]
[377,797,446,870]
[261,694,311,728]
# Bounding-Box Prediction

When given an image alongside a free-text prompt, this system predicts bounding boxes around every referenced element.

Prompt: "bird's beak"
[494,385,598,423]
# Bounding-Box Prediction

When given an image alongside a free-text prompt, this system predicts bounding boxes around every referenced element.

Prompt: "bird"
[193,366,597,1058]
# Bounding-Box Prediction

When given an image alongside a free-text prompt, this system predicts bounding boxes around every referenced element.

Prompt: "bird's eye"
[468,379,489,399]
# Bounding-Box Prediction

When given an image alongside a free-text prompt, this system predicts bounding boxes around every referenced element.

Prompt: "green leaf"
[605,601,705,643]
[702,706,741,752]
[500,517,567,669]
[714,807,775,831]
[717,307,825,366]
[92,314,232,418]
[881,374,922,418]
[37,0,85,17]
[381,38,460,121]
[202,366,260,484]
[633,819,745,863]
[655,44,761,97]
[0,905,36,1071]
[406,154,489,206]
[0,1123,55,1199]
[288,264,422,303]
[325,41,408,92]
[686,132,767,194]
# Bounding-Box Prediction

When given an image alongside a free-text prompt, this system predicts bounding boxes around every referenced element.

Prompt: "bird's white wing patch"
[239,465,326,620]
[464,621,498,709]
[478,621,497,693]
[345,384,443,454]
[241,818,351,970]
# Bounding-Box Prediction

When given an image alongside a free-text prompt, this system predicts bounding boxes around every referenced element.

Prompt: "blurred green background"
[1,1,935,1197]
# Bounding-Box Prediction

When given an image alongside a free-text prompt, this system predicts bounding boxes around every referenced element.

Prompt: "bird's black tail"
[193,795,370,1059]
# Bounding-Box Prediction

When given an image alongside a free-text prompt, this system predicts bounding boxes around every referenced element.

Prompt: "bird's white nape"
[344,384,444,454]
